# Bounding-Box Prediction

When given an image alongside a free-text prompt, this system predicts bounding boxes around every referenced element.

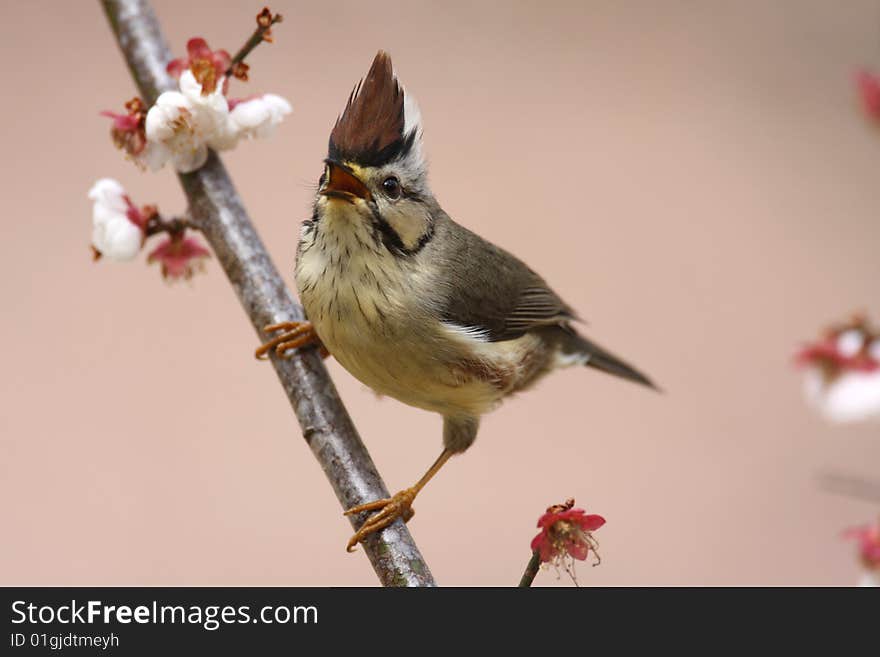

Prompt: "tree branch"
[100,0,435,587]
[518,551,541,587]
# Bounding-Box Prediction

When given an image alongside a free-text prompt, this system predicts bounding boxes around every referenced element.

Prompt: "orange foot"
[255,321,329,360]
[343,488,418,552]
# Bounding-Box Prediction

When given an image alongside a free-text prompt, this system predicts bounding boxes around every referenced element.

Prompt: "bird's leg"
[343,449,454,552]
[255,321,329,360]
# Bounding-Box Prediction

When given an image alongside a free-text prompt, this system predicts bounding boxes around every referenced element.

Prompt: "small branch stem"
[143,213,198,238]
[816,470,880,503]
[226,8,282,77]
[518,551,542,587]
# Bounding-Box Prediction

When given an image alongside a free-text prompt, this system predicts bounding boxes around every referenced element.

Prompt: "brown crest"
[328,51,415,166]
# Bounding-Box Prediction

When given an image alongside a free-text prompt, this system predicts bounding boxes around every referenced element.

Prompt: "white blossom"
[145,70,236,173]
[803,368,880,424]
[88,178,143,261]
[836,329,865,358]
[230,94,292,140]
[141,66,292,172]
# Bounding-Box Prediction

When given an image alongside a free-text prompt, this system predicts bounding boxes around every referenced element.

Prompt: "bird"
[256,51,656,551]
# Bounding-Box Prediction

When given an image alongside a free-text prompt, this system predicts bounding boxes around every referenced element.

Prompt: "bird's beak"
[320,162,371,203]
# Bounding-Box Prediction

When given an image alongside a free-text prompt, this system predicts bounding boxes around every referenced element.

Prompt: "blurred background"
[2,0,880,586]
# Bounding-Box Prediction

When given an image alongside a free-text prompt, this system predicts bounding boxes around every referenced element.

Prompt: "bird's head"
[317,51,434,255]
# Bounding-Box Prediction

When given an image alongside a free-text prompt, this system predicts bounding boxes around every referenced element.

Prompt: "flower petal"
[212,49,232,74]
[91,213,142,261]
[88,178,126,210]
[576,514,606,532]
[166,58,186,78]
[148,235,210,280]
[531,532,557,562]
[813,371,880,423]
[536,511,555,529]
[566,539,590,561]
[230,93,292,140]
[857,70,880,119]
[141,141,171,172]
[186,37,212,61]
[171,143,209,174]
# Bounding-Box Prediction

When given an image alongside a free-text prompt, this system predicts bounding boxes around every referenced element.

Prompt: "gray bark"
[100,0,435,587]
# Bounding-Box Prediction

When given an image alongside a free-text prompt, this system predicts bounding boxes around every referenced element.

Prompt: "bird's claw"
[254,321,328,360]
[343,488,418,552]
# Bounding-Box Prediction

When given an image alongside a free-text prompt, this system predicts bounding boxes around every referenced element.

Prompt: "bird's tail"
[561,329,658,391]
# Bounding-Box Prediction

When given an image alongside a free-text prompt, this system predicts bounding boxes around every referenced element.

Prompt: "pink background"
[2,0,880,585]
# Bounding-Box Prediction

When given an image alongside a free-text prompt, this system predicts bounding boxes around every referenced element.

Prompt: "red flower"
[857,70,880,122]
[101,97,148,159]
[531,499,605,565]
[167,37,231,95]
[844,524,880,570]
[795,339,879,374]
[794,315,880,375]
[147,234,210,281]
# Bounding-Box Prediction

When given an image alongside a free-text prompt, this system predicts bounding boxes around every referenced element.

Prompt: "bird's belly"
[317,314,506,417]
[296,224,551,417]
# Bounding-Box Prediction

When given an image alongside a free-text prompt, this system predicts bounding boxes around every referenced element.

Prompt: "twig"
[518,551,542,587]
[816,470,880,504]
[100,0,435,587]
[226,7,282,78]
[142,209,198,237]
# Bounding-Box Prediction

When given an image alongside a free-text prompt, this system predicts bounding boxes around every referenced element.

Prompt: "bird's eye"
[382,176,401,199]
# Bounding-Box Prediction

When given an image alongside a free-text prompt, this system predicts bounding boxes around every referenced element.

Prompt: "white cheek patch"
[383,202,431,251]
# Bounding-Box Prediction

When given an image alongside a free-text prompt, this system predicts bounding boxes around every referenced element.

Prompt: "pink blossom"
[844,524,880,571]
[795,339,879,374]
[167,38,231,95]
[101,98,150,164]
[857,70,880,122]
[147,234,210,281]
[530,499,605,566]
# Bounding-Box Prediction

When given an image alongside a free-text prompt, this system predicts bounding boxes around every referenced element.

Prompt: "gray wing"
[432,218,578,342]
[427,215,657,390]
